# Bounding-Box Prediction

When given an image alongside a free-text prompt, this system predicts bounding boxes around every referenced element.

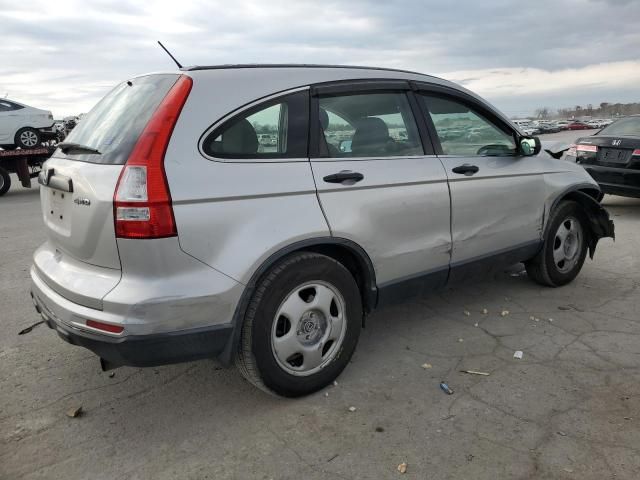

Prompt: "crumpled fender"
[570,190,615,259]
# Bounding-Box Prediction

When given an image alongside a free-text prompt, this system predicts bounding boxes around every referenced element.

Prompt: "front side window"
[318,92,423,158]
[203,91,308,159]
[420,94,516,156]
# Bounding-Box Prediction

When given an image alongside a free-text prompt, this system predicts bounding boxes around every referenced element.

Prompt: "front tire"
[525,201,589,287]
[15,128,41,149]
[236,252,362,397]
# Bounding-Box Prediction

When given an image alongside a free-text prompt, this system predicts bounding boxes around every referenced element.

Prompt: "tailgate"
[39,156,123,269]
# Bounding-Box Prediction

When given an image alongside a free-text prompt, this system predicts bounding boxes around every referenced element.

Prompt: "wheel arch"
[218,237,378,365]
[545,184,614,259]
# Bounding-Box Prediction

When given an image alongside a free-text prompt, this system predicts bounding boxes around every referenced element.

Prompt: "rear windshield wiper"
[58,142,101,155]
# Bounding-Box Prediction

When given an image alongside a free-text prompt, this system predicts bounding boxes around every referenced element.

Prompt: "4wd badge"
[74,198,91,206]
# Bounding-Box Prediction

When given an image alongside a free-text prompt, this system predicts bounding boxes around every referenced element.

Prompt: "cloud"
[0,0,638,117]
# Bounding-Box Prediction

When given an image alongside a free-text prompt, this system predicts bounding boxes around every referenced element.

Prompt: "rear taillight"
[566,144,577,156]
[114,75,192,239]
[633,149,640,157]
[576,144,598,153]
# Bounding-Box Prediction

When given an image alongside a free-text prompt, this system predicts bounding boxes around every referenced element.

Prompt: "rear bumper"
[31,280,234,368]
[583,164,640,198]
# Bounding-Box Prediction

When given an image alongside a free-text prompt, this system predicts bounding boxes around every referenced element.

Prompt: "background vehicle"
[0,98,57,149]
[567,121,591,130]
[566,115,640,197]
[0,146,54,196]
[30,66,614,397]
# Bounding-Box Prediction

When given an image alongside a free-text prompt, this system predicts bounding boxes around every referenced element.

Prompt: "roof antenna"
[157,41,183,69]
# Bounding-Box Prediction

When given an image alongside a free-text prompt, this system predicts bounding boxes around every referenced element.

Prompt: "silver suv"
[30,65,614,396]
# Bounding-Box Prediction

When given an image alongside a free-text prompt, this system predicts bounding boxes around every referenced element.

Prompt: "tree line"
[534,102,640,120]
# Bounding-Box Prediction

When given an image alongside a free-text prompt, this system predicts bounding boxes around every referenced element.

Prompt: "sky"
[1,0,638,118]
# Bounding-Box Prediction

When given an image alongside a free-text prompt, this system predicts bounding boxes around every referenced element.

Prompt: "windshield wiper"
[58,142,101,155]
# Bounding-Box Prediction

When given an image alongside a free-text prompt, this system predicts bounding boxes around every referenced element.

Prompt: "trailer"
[0,147,55,196]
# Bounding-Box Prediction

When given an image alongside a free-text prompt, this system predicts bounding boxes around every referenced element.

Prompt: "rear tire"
[236,252,362,397]
[525,201,589,287]
[0,167,11,196]
[15,128,41,149]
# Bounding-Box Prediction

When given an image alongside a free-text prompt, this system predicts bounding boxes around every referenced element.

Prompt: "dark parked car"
[566,115,640,197]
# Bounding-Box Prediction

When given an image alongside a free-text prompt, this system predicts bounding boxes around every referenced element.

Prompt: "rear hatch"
[36,74,181,307]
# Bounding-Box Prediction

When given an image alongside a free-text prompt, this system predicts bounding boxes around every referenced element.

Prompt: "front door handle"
[452,164,479,176]
[323,170,364,184]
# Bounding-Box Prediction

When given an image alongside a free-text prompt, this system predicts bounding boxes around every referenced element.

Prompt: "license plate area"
[45,188,71,232]
[598,148,631,164]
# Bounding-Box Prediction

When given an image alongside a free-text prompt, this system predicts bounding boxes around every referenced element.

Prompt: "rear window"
[58,74,179,164]
[598,117,640,137]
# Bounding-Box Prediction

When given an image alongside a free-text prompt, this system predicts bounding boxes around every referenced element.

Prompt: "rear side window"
[598,117,640,136]
[0,101,23,112]
[202,91,309,159]
[317,92,423,158]
[59,74,180,164]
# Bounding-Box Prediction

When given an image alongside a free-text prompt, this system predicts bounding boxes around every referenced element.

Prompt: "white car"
[0,98,56,149]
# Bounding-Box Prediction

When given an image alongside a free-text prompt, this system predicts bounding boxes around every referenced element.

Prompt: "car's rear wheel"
[525,201,588,287]
[236,252,362,397]
[0,167,11,196]
[15,128,41,149]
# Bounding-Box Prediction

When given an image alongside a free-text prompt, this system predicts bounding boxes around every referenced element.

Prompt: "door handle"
[323,170,364,184]
[452,164,479,176]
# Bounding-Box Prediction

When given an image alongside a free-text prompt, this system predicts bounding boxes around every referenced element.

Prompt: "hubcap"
[553,216,583,273]
[271,281,347,376]
[20,131,38,147]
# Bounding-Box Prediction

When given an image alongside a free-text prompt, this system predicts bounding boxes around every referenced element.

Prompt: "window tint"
[598,117,640,136]
[0,101,22,112]
[203,91,308,159]
[420,95,516,156]
[318,92,423,158]
[60,74,180,164]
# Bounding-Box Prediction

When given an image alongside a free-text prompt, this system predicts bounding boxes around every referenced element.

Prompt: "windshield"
[598,117,640,137]
[58,74,179,164]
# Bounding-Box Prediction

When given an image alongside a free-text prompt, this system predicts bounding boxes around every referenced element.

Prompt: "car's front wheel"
[236,252,362,397]
[525,200,589,287]
[15,128,41,149]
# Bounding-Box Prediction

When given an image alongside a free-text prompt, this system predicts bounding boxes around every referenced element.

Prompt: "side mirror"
[339,139,352,153]
[519,136,541,156]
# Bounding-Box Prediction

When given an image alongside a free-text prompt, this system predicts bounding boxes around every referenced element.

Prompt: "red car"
[567,121,591,130]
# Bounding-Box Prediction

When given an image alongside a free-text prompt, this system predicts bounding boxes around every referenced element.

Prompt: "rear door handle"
[323,170,364,184]
[452,164,479,176]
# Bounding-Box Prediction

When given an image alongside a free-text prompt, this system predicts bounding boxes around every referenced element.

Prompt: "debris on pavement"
[375,426,384,432]
[463,310,471,316]
[108,372,115,378]
[458,338,464,343]
[558,305,572,311]
[474,322,479,327]
[421,363,432,369]
[333,380,338,386]
[529,316,535,321]
[440,382,454,395]
[66,406,83,418]
[466,454,474,462]
[18,320,45,335]
[397,462,407,474]
[548,318,554,322]
[482,308,488,314]
[557,431,568,436]
[348,406,357,412]
[513,351,524,360]
[460,370,490,376]
[500,310,510,317]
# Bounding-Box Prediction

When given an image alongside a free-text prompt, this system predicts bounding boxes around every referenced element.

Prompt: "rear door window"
[58,74,180,164]
[202,91,309,159]
[317,92,423,158]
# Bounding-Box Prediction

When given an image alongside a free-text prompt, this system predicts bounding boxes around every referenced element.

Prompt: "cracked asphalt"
[1,172,639,479]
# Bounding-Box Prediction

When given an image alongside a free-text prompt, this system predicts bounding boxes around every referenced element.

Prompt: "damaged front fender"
[569,191,615,259]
